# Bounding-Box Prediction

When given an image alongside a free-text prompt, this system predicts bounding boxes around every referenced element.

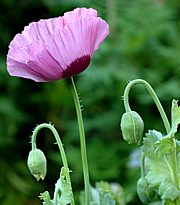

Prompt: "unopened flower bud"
[137,177,157,203]
[120,111,144,145]
[27,148,47,181]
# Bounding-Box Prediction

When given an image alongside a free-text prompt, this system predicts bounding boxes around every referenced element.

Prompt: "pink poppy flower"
[7,8,109,82]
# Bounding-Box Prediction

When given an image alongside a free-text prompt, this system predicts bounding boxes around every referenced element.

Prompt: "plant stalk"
[70,77,90,205]
[123,79,171,134]
[31,123,75,205]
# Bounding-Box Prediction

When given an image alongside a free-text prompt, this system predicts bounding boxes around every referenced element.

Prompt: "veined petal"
[8,33,31,49]
[22,17,64,44]
[7,58,46,82]
[92,18,109,51]
[8,41,43,64]
[6,8,109,82]
[47,17,109,68]
[63,7,97,24]
[8,47,64,82]
[29,49,64,81]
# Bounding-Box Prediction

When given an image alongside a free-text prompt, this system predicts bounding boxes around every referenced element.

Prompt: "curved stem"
[31,123,75,205]
[123,79,171,134]
[70,77,90,205]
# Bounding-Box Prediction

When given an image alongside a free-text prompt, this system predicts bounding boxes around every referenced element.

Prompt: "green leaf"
[96,182,125,205]
[38,167,73,205]
[55,167,73,205]
[155,137,175,157]
[143,130,163,157]
[39,191,54,205]
[90,182,120,205]
[164,199,179,205]
[90,187,115,205]
[137,177,157,203]
[143,130,180,201]
[99,191,116,205]
[158,179,180,201]
[171,100,180,134]
[165,100,180,138]
[39,167,73,205]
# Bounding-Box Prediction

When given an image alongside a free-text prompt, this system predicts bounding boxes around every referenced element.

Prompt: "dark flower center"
[62,55,91,78]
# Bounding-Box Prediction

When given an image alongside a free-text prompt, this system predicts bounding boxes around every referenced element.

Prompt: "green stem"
[31,123,75,205]
[172,138,179,187]
[123,79,171,134]
[141,151,146,178]
[70,77,90,205]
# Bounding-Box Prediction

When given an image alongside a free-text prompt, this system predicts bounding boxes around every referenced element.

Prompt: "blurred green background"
[0,0,180,204]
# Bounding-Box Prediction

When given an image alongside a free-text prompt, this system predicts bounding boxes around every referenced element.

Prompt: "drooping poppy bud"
[27,148,47,181]
[120,111,144,145]
[137,177,157,203]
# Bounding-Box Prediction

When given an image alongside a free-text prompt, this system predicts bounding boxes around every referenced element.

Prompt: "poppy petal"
[7,8,109,82]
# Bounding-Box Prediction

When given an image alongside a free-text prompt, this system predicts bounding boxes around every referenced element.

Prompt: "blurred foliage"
[1,0,180,204]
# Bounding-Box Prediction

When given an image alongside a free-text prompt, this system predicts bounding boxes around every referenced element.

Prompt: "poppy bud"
[27,148,47,181]
[137,177,157,203]
[120,111,144,145]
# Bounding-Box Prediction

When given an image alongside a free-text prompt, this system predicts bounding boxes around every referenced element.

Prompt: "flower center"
[62,55,91,78]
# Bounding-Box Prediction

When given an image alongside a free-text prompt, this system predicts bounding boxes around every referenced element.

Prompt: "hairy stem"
[123,79,171,134]
[70,77,90,205]
[31,123,75,205]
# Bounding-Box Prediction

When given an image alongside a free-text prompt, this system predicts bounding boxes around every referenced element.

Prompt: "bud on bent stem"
[27,148,47,181]
[122,79,170,134]
[28,123,75,205]
[121,111,144,145]
[121,79,172,204]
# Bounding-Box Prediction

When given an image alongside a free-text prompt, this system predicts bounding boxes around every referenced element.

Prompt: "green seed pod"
[27,148,47,181]
[120,111,144,145]
[137,177,157,203]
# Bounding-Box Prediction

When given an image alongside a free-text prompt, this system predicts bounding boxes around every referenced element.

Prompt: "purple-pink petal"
[63,8,97,24]
[7,8,109,82]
